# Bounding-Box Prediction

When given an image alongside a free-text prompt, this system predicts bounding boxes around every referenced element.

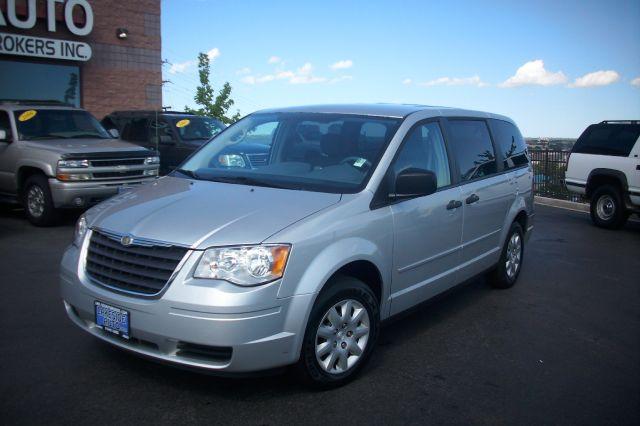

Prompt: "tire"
[22,174,58,226]
[297,276,379,388]
[589,185,627,229]
[487,222,524,289]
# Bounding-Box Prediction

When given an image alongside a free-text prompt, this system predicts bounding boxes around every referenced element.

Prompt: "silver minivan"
[60,104,534,387]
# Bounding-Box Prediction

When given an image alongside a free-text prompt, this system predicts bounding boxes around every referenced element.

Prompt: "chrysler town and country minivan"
[60,104,534,387]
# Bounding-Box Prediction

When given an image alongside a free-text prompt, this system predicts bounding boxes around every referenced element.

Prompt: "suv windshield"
[174,116,224,141]
[14,109,111,141]
[177,112,401,193]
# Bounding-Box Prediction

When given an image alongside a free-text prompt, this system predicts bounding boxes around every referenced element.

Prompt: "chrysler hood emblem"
[120,235,134,246]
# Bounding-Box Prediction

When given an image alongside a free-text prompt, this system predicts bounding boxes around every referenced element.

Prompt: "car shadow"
[97,275,492,396]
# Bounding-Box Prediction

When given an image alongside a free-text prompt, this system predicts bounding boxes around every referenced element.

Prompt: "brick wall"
[0,0,162,119]
[80,0,162,118]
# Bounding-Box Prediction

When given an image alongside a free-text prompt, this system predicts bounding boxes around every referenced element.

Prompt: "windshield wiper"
[206,175,296,190]
[28,135,63,140]
[65,134,109,139]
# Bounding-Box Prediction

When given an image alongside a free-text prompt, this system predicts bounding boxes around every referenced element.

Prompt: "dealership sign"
[0,0,93,61]
[0,32,91,61]
[0,0,94,36]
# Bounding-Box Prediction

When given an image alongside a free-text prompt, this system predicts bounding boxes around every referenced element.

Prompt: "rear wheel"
[298,276,379,388]
[23,175,58,226]
[487,222,524,289]
[590,185,627,229]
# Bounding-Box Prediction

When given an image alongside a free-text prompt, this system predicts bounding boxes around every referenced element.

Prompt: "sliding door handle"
[446,200,462,210]
[465,194,480,204]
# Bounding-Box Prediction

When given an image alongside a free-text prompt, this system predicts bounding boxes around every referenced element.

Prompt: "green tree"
[185,52,240,124]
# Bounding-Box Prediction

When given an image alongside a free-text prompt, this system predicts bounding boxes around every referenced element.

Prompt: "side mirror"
[108,128,120,138]
[0,129,7,141]
[391,168,438,200]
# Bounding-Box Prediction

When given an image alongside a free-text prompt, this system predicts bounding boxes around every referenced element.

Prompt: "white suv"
[565,121,640,229]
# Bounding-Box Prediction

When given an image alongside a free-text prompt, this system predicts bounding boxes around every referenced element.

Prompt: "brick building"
[0,0,162,119]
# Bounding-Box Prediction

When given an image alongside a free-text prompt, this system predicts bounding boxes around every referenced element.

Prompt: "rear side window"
[121,118,150,143]
[572,124,640,157]
[447,120,497,181]
[0,111,11,140]
[490,119,529,169]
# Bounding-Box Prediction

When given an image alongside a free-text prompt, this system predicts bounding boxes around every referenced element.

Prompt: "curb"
[534,196,589,213]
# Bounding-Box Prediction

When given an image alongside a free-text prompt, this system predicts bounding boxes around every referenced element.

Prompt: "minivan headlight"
[73,215,88,247]
[194,244,291,286]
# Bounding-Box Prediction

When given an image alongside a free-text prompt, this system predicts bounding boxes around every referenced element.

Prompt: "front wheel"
[298,276,379,388]
[590,185,627,229]
[23,175,58,226]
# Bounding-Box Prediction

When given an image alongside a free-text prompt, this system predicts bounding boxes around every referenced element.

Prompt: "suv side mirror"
[391,168,438,200]
[0,129,7,142]
[108,128,120,138]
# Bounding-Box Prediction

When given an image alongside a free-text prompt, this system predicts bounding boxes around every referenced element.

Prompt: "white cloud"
[569,70,620,88]
[330,59,353,70]
[419,75,487,87]
[298,62,313,75]
[168,60,194,74]
[206,48,220,60]
[402,78,412,85]
[499,59,567,88]
[329,75,353,84]
[631,76,640,87]
[275,70,295,79]
[268,56,281,64]
[236,67,251,75]
[240,61,339,85]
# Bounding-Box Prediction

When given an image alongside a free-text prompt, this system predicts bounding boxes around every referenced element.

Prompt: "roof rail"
[0,99,73,106]
[108,110,193,115]
[599,120,640,124]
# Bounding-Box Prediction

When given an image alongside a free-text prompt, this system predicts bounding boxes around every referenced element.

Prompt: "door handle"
[446,200,462,210]
[465,194,480,204]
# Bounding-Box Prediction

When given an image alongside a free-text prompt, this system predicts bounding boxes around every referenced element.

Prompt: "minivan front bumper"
[59,244,312,373]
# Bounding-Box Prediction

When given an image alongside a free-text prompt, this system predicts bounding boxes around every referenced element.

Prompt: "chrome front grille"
[246,153,268,167]
[89,158,145,167]
[85,230,188,296]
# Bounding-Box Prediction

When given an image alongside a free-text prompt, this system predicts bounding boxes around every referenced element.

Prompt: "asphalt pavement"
[1,203,638,425]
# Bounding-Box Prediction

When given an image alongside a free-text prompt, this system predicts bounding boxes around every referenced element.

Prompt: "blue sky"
[161,0,640,137]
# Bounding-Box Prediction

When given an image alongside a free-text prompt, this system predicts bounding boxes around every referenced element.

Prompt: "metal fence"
[529,149,585,202]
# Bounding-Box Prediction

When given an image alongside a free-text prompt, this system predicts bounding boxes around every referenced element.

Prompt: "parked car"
[61,104,534,387]
[565,120,640,229]
[0,101,160,226]
[102,111,227,175]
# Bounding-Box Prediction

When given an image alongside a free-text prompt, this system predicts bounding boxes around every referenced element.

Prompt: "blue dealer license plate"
[95,301,130,339]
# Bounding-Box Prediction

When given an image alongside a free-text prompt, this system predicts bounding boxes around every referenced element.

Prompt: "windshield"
[174,116,225,141]
[177,112,402,193]
[14,109,111,140]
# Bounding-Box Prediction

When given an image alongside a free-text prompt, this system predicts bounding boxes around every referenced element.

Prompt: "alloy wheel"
[505,232,522,279]
[315,299,370,374]
[27,185,45,218]
[596,195,615,220]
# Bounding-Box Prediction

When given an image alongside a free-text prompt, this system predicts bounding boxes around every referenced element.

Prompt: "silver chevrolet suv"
[60,104,534,387]
[0,101,160,226]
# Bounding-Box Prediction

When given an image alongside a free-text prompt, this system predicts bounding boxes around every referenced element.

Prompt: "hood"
[86,176,341,248]
[20,138,150,155]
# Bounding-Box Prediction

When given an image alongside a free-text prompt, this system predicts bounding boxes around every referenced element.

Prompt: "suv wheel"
[590,185,627,229]
[298,276,379,388]
[487,222,524,289]
[23,175,58,226]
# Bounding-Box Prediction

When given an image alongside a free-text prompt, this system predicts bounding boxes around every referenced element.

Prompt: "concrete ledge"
[534,196,589,213]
